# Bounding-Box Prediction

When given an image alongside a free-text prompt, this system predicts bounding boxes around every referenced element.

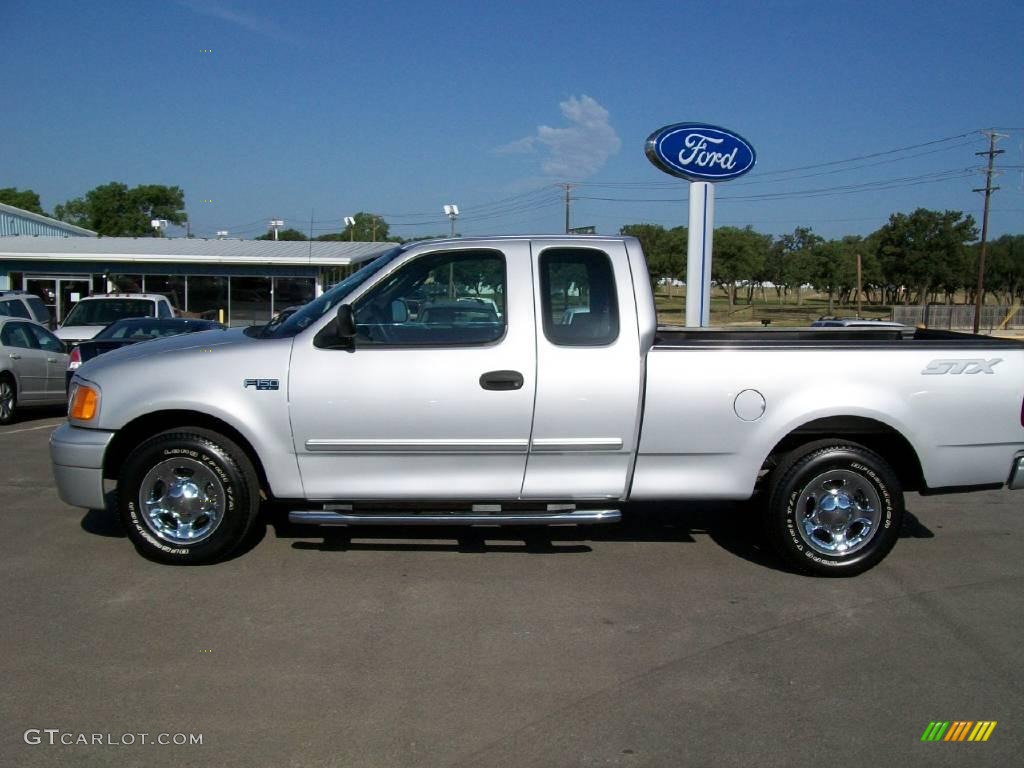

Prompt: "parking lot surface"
[1,411,1021,767]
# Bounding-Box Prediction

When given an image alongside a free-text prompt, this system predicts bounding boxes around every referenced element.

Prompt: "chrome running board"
[288,509,621,527]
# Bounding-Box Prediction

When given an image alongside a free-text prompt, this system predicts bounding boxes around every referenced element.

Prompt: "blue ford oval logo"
[645,122,756,182]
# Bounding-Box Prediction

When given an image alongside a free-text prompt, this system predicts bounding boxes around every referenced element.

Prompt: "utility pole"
[563,183,573,234]
[856,252,863,319]
[972,130,1006,334]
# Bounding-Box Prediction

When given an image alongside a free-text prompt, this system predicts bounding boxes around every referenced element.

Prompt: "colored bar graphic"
[921,721,950,741]
[921,721,996,742]
[945,721,972,741]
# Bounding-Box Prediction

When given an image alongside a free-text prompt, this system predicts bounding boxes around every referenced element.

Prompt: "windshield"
[63,298,155,326]
[259,247,404,339]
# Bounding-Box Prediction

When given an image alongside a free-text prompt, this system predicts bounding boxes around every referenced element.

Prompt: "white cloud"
[498,95,621,178]
[177,1,290,40]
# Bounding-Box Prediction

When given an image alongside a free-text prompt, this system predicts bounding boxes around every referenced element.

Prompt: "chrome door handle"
[8,353,21,360]
[47,357,58,363]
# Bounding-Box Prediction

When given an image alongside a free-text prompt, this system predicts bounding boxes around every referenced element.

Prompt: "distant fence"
[892,304,1024,331]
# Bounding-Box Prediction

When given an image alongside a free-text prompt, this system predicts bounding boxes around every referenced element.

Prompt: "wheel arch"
[765,415,925,492]
[103,409,270,498]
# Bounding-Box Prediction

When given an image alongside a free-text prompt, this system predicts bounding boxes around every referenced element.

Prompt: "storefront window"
[229,276,271,327]
[273,277,315,313]
[187,276,228,322]
[110,274,143,293]
[144,275,187,313]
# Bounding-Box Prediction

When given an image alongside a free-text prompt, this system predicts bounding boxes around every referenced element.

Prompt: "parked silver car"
[0,318,69,424]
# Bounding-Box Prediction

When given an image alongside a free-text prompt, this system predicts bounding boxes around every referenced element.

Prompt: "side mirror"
[336,304,356,338]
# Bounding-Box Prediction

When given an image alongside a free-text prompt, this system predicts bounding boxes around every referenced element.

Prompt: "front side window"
[1,322,39,350]
[539,248,619,346]
[351,250,506,346]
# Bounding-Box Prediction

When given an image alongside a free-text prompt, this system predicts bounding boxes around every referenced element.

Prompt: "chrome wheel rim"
[139,457,226,545]
[0,381,13,421]
[795,469,881,556]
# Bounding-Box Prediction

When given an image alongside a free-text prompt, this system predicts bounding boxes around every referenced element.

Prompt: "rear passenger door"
[1,321,49,401]
[522,241,643,500]
[25,324,69,398]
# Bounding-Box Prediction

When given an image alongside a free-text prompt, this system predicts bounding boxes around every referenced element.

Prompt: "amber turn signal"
[69,385,99,421]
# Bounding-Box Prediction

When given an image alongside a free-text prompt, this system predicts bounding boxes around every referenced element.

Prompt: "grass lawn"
[653,287,894,327]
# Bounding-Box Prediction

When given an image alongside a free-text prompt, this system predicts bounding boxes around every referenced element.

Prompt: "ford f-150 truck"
[50,236,1024,575]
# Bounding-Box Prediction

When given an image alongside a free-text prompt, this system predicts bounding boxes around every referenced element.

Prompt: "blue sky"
[3,0,1023,241]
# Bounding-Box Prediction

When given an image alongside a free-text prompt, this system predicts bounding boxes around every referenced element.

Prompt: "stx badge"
[243,378,280,391]
[921,359,1002,375]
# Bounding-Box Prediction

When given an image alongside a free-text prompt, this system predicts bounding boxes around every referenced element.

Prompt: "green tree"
[985,234,1024,304]
[712,226,769,307]
[0,187,45,215]
[54,182,187,236]
[620,223,686,293]
[876,208,977,305]
[256,228,308,240]
[768,227,822,305]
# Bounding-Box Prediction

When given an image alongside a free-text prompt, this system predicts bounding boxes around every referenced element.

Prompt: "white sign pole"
[685,181,715,327]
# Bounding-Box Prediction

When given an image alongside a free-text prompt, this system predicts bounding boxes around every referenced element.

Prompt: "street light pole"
[443,204,459,238]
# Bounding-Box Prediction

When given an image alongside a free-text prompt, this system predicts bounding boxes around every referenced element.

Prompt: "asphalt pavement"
[1,410,1021,767]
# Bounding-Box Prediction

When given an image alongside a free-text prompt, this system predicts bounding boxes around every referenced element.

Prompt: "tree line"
[3,185,1021,306]
[624,210,1024,309]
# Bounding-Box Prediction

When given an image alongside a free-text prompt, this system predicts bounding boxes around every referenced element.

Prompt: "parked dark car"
[66,317,225,388]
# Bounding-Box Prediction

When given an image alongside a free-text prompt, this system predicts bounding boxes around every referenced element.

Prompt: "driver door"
[288,242,537,500]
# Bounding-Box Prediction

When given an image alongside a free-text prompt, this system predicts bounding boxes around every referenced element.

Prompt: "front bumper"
[49,423,115,509]
[1009,456,1024,491]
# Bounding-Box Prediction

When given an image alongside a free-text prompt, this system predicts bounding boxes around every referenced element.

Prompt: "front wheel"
[0,376,17,425]
[117,429,261,564]
[766,440,903,577]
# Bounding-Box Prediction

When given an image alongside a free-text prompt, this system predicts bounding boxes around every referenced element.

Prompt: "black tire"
[0,374,16,425]
[117,428,261,564]
[765,440,903,577]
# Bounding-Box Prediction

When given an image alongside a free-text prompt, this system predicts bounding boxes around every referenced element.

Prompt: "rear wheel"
[0,376,16,425]
[117,428,261,564]
[766,440,903,577]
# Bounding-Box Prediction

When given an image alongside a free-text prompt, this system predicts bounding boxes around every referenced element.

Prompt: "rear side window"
[539,248,619,346]
[25,296,50,324]
[0,299,31,319]
[157,301,172,319]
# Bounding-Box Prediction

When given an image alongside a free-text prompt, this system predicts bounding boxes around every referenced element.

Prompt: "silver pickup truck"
[50,236,1024,575]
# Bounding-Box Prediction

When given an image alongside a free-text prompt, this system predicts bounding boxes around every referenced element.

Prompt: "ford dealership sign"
[645,123,756,182]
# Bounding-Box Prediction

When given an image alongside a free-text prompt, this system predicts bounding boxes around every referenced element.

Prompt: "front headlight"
[69,382,101,423]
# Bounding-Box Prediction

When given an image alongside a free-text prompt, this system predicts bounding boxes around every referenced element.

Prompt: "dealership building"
[0,234,394,326]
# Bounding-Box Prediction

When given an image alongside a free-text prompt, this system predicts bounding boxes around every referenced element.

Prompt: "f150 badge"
[922,359,1002,375]
[244,378,280,390]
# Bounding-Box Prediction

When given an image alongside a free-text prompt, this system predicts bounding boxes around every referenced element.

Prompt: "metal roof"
[0,236,396,266]
[0,203,97,237]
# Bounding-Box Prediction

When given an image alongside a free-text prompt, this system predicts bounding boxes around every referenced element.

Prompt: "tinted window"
[351,250,506,346]
[157,301,173,319]
[25,296,50,324]
[63,299,156,326]
[539,248,619,346]
[27,324,64,353]
[1,322,39,349]
[0,299,31,319]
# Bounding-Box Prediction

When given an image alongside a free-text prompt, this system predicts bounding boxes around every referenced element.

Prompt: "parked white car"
[0,317,69,424]
[0,290,52,328]
[55,293,176,345]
